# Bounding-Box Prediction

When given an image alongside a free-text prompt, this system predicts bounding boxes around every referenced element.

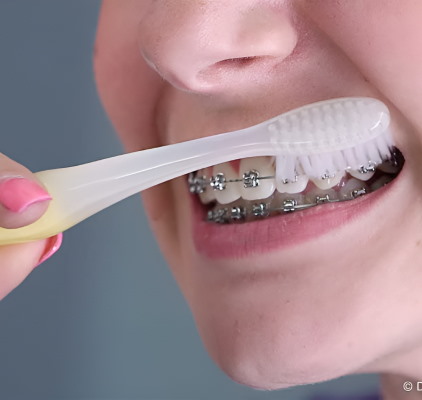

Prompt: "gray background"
[0,1,379,399]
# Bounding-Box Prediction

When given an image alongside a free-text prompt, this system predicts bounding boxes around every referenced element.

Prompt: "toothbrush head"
[261,97,393,180]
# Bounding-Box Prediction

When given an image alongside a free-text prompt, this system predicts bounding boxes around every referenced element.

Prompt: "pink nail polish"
[35,233,63,267]
[0,177,52,213]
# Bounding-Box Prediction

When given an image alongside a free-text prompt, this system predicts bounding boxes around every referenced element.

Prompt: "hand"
[0,153,62,300]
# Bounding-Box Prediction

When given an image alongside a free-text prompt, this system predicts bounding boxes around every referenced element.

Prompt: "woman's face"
[94,0,422,389]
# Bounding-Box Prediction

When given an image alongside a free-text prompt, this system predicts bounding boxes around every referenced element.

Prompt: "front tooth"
[311,170,345,190]
[339,178,369,200]
[239,157,275,200]
[212,163,241,204]
[276,174,309,194]
[347,168,375,181]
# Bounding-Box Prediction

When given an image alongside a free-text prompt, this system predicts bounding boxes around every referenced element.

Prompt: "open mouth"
[188,148,404,224]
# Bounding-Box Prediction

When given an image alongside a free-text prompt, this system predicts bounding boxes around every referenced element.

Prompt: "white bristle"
[298,155,313,177]
[276,155,296,181]
[344,147,359,170]
[332,151,349,171]
[353,143,369,166]
[376,130,392,159]
[309,154,326,177]
[367,140,383,164]
[275,135,395,179]
[323,154,337,176]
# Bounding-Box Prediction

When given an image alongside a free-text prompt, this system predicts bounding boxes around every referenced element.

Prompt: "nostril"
[197,55,278,89]
[215,56,260,68]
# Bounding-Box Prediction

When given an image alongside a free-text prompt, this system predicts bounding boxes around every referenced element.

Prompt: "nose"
[138,0,298,93]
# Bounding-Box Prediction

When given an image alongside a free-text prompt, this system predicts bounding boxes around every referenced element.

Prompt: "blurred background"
[0,1,379,399]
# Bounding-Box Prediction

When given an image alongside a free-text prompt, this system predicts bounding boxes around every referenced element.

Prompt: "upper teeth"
[276,173,309,194]
[239,157,275,200]
[191,156,379,204]
[212,163,241,204]
[311,170,345,190]
[189,152,401,206]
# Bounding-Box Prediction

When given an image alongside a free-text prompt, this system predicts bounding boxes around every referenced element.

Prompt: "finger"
[0,153,52,229]
[0,234,63,300]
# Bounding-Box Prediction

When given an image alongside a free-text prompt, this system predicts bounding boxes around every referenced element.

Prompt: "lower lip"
[190,177,399,259]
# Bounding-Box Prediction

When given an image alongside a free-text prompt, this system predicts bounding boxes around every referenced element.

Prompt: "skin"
[93,0,422,398]
[1,0,420,399]
[0,153,56,300]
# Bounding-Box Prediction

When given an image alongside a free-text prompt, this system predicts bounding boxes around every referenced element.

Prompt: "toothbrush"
[0,97,392,245]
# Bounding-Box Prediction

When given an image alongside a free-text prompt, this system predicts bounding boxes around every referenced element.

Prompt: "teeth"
[210,173,227,191]
[347,162,376,181]
[239,157,276,200]
[275,155,297,182]
[200,147,404,223]
[276,174,309,194]
[191,168,215,204]
[194,168,215,204]
[212,163,241,204]
[208,207,229,224]
[370,175,393,191]
[377,160,400,174]
[199,185,216,204]
[311,170,345,190]
[305,188,338,204]
[230,205,247,221]
[193,146,402,215]
[347,169,375,181]
[251,202,270,217]
[339,178,369,200]
[271,192,305,210]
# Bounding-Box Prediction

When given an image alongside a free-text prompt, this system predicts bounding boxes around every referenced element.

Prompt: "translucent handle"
[0,127,274,245]
[0,96,388,245]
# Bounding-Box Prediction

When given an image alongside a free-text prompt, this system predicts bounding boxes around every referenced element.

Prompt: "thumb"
[0,153,52,229]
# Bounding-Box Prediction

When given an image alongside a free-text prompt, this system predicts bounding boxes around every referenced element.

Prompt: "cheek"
[94,1,185,265]
[94,0,165,151]
[302,0,422,129]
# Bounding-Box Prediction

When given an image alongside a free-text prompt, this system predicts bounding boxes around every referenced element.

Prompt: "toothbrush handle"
[0,127,273,245]
[0,97,389,245]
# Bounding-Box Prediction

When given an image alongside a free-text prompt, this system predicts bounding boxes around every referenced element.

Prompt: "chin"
[191,301,367,390]
[183,254,390,391]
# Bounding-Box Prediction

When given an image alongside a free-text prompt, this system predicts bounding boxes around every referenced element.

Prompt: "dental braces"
[206,188,368,224]
[188,164,376,195]
[188,150,403,195]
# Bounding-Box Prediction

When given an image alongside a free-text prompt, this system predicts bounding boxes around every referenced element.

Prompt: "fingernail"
[0,177,52,213]
[35,233,63,268]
